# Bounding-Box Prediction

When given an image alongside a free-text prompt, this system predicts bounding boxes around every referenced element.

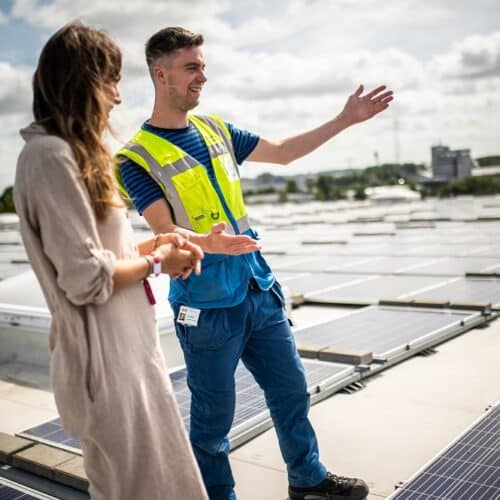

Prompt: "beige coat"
[14,123,208,500]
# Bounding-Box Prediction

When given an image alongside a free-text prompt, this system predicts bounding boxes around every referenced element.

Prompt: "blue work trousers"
[172,281,327,500]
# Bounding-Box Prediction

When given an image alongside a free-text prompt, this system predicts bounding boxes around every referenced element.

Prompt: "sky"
[0,0,499,190]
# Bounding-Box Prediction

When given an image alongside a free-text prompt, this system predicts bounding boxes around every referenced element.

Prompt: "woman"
[14,21,208,500]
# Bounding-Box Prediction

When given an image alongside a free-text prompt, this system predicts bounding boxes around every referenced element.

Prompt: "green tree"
[438,176,500,197]
[305,178,315,193]
[285,179,299,193]
[0,186,15,213]
[476,155,500,167]
[314,175,346,200]
[353,185,366,200]
[278,191,288,203]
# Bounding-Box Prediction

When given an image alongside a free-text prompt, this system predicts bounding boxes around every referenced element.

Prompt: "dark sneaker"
[289,472,369,500]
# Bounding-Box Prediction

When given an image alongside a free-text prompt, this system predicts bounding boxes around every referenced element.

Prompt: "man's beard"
[169,87,199,112]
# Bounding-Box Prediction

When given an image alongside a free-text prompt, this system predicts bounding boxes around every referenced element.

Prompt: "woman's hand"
[154,238,204,280]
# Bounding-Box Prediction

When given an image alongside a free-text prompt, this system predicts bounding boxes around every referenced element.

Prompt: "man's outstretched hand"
[341,84,394,126]
[205,222,262,255]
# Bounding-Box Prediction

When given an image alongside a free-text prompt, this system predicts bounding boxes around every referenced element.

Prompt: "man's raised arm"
[247,84,393,165]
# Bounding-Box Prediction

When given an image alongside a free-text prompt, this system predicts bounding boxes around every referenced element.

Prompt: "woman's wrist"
[150,253,162,277]
[142,255,153,280]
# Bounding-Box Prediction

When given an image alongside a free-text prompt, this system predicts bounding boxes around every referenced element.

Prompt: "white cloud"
[431,31,500,80]
[0,11,8,25]
[11,0,228,38]
[0,62,32,115]
[0,112,33,190]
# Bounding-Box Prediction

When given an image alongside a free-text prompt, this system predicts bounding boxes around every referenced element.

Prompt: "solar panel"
[400,257,500,276]
[168,360,355,433]
[305,275,449,305]
[474,245,500,257]
[19,360,355,452]
[294,306,485,366]
[407,277,500,308]
[278,273,369,297]
[0,478,52,499]
[271,255,378,272]
[407,244,491,257]
[288,243,387,256]
[262,254,315,270]
[339,256,441,274]
[388,403,500,499]
[18,420,81,453]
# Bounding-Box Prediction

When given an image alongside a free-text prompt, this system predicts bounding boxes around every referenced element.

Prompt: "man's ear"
[153,65,168,87]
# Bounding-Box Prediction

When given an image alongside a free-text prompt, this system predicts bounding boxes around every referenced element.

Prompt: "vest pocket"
[171,168,202,191]
[185,254,230,305]
[172,167,228,233]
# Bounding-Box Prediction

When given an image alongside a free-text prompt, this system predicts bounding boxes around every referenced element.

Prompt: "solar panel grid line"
[438,438,498,498]
[388,403,500,500]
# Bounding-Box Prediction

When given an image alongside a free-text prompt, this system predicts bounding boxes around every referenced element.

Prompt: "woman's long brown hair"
[33,21,122,220]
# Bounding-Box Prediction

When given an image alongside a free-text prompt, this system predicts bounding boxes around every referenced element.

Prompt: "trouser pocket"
[173,304,231,352]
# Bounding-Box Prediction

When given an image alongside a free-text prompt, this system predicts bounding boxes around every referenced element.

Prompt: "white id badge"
[177,306,201,327]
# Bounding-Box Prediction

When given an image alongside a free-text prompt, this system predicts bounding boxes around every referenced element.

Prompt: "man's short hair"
[145,26,204,68]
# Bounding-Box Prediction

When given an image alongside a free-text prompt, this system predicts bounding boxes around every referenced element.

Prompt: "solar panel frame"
[387,402,500,500]
[0,477,56,500]
[406,277,500,309]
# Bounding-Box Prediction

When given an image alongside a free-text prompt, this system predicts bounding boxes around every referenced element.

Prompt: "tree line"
[2,157,500,214]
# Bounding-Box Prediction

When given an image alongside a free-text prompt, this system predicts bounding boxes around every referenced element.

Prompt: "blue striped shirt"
[120,120,259,215]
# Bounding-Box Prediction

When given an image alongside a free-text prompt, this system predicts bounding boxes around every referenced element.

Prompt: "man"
[116,27,393,500]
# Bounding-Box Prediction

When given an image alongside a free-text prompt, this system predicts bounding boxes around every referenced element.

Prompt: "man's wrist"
[193,233,213,253]
[334,112,355,130]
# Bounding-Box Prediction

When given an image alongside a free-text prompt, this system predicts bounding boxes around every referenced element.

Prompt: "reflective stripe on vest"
[115,114,250,234]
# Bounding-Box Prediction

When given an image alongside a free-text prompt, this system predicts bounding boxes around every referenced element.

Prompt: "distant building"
[431,145,473,180]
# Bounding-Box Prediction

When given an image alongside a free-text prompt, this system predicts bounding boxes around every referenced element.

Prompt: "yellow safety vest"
[115,114,250,234]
